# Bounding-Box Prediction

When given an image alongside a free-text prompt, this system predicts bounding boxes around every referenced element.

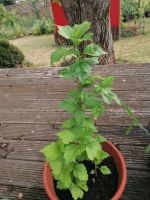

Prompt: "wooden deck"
[0,63,150,200]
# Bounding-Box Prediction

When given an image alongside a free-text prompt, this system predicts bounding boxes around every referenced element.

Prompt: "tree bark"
[59,0,115,64]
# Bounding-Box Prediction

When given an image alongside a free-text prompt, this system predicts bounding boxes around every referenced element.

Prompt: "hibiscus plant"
[41,21,149,200]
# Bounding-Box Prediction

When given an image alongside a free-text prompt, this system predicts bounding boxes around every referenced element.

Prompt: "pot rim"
[43,141,127,200]
[105,141,127,200]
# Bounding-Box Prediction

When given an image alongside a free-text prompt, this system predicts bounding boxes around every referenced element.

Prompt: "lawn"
[114,34,150,64]
[10,35,56,67]
[10,21,150,67]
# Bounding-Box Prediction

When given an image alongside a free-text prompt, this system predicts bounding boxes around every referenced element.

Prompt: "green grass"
[10,35,56,67]
[114,18,150,64]
[114,33,150,64]
[10,19,150,67]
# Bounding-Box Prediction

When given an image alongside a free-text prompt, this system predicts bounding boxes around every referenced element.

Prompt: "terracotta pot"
[43,141,127,200]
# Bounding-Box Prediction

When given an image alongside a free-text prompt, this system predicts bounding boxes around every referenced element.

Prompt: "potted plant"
[41,21,149,200]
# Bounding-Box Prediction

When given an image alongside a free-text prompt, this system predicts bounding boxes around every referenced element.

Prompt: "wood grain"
[0,63,150,199]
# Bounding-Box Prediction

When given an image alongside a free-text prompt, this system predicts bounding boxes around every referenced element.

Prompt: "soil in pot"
[54,157,118,200]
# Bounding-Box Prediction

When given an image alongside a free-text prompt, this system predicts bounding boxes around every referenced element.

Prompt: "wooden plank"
[53,67,150,77]
[0,76,150,91]
[0,63,149,75]
[0,159,44,188]
[118,145,150,171]
[0,90,149,101]
[0,160,149,200]
[0,169,149,200]
[0,140,46,161]
[0,185,48,200]
[0,169,150,200]
[0,140,149,170]
[0,123,149,144]
[0,99,149,112]
[0,67,56,75]
[0,110,149,125]
[122,169,150,200]
[0,64,149,200]
[0,78,149,93]
[0,123,57,141]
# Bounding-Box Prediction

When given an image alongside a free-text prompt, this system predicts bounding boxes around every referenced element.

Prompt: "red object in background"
[110,0,120,27]
[50,0,120,30]
[50,0,68,31]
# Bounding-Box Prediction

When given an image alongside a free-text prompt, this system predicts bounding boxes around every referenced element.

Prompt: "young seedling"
[41,21,150,200]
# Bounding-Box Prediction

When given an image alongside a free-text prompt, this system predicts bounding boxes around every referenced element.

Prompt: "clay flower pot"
[43,141,127,200]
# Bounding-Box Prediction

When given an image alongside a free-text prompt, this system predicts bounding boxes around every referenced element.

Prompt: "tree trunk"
[59,0,115,64]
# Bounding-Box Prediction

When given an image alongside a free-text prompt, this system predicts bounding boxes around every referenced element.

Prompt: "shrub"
[0,4,54,40]
[144,1,150,13]
[121,22,138,37]
[18,16,38,29]
[121,0,139,21]
[0,0,15,6]
[0,40,24,68]
[32,17,54,35]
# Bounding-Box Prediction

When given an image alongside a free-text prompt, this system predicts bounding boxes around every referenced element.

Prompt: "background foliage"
[121,0,150,37]
[0,0,15,6]
[0,3,54,40]
[0,40,24,68]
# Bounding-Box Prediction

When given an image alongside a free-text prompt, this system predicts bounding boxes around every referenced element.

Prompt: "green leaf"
[60,68,74,79]
[96,135,107,143]
[64,144,83,164]
[102,93,111,104]
[58,25,74,39]
[58,22,91,45]
[71,185,84,200]
[82,92,105,118]
[59,99,76,113]
[122,102,150,136]
[57,180,64,190]
[84,57,99,65]
[74,109,85,124]
[62,118,75,129]
[86,141,100,160]
[125,122,135,135]
[111,92,122,105]
[99,150,109,160]
[81,78,94,88]
[64,144,76,163]
[68,89,81,98]
[72,32,93,45]
[50,159,62,176]
[59,169,72,188]
[73,163,88,181]
[146,144,150,153]
[84,43,106,57]
[41,143,60,161]
[76,179,88,192]
[51,47,77,64]
[83,118,97,132]
[90,169,95,175]
[101,89,114,104]
[71,21,91,40]
[81,32,93,41]
[70,60,91,80]
[83,93,99,108]
[95,150,109,165]
[102,76,114,87]
[57,130,74,144]
[100,166,111,175]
